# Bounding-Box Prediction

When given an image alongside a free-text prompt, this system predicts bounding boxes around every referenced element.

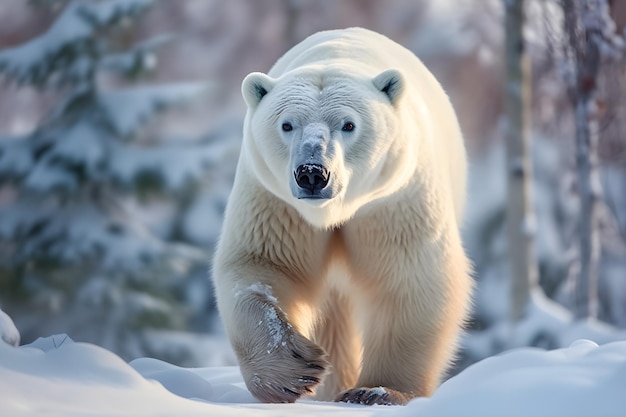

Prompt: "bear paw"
[335,386,411,406]
[243,328,329,403]
[236,292,329,403]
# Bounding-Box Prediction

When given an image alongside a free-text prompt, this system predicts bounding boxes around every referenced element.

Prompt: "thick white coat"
[213,28,472,405]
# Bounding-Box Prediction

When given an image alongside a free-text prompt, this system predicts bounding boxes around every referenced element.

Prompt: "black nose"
[294,164,329,192]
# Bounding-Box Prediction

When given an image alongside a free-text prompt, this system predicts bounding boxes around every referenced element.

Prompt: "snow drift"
[0,334,624,417]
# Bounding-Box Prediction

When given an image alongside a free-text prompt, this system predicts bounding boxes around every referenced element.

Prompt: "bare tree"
[561,0,622,319]
[504,0,539,322]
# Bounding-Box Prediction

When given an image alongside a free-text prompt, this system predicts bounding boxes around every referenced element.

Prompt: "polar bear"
[213,27,472,406]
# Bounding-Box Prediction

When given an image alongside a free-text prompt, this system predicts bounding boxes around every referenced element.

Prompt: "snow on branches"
[0,0,154,86]
[0,0,215,362]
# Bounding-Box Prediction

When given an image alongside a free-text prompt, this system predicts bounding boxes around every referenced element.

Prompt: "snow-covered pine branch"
[0,83,212,194]
[0,134,34,183]
[0,0,154,87]
[0,0,215,363]
[0,308,20,347]
[99,83,211,139]
[99,34,174,77]
[109,137,226,193]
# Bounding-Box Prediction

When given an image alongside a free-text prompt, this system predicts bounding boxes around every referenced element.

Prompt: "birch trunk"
[563,1,602,319]
[504,0,539,323]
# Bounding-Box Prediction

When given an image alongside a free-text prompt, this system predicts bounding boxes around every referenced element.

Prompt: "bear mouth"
[298,194,327,200]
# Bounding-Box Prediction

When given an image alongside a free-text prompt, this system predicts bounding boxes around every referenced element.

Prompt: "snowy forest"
[0,0,625,398]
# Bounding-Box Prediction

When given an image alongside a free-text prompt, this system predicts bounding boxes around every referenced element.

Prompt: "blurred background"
[0,0,624,373]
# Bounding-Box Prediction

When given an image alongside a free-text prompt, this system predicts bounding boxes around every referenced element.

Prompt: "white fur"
[213,28,472,405]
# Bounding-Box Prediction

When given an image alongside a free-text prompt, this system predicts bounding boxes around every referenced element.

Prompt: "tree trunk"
[504,0,539,323]
[562,0,603,319]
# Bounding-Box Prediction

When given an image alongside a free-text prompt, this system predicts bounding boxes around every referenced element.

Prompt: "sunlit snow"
[1,334,624,417]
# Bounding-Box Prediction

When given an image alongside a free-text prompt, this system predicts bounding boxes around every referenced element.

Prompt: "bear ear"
[242,72,276,108]
[372,69,404,105]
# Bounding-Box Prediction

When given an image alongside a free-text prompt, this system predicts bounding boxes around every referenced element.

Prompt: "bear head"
[241,66,417,229]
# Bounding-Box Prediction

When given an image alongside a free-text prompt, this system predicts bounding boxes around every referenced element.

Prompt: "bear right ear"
[242,72,276,109]
[372,69,404,105]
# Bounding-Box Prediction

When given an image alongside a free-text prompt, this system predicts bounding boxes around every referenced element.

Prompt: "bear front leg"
[218,279,329,403]
[335,282,467,405]
[340,217,472,406]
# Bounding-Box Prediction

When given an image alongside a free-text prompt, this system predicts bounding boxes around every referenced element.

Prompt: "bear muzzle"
[293,164,330,198]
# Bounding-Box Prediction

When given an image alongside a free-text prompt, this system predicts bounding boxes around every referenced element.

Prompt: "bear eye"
[342,121,355,132]
[282,122,293,132]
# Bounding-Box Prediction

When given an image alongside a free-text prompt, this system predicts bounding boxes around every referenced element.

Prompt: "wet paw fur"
[238,298,329,403]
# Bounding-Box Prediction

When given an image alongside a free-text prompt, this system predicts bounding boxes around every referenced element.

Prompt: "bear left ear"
[372,69,404,105]
[242,72,276,109]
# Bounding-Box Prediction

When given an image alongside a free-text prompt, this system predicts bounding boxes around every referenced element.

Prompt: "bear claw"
[243,324,328,403]
[335,386,411,406]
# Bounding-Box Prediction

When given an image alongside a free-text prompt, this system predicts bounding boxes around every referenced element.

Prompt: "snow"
[465,290,626,363]
[99,83,211,138]
[0,0,154,85]
[0,135,33,180]
[0,308,20,346]
[109,136,224,192]
[99,34,172,75]
[1,333,625,417]
[0,197,163,270]
[238,282,279,304]
[263,304,288,351]
[401,339,626,417]
[233,283,290,353]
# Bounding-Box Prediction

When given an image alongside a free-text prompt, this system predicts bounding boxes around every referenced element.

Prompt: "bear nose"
[294,164,329,192]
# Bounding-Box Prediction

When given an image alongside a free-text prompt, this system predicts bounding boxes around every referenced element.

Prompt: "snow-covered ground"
[1,334,625,417]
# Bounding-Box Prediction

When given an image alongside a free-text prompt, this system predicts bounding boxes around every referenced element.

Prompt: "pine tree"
[0,0,216,363]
